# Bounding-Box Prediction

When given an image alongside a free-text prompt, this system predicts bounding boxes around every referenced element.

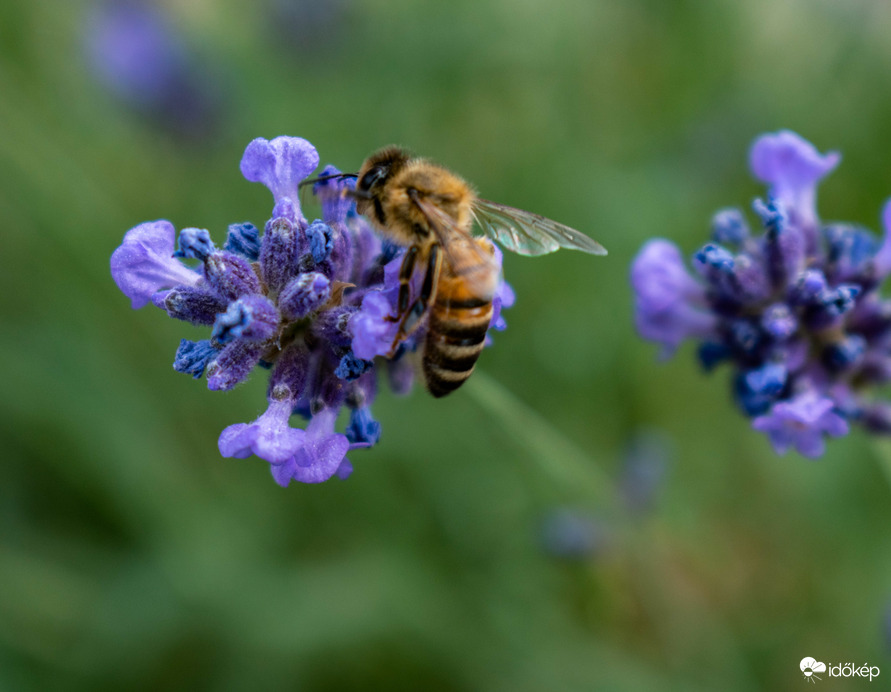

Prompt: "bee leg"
[385,245,419,323]
[387,244,442,357]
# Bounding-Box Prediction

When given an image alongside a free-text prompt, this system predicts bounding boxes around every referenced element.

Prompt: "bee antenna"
[298,172,359,189]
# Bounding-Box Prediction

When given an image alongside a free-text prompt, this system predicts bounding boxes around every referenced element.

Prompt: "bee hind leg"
[386,244,442,358]
[385,245,419,323]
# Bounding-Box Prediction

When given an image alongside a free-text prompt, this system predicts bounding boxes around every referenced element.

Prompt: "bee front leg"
[386,245,419,323]
[387,244,442,357]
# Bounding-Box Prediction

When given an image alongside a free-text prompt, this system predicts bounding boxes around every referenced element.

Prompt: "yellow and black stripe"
[423,293,493,398]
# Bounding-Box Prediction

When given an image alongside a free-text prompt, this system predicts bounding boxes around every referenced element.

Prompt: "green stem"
[466,370,615,504]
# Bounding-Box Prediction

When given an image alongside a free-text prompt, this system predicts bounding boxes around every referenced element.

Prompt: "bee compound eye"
[359,165,387,192]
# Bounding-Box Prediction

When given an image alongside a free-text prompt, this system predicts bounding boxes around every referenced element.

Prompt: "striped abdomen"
[423,259,496,398]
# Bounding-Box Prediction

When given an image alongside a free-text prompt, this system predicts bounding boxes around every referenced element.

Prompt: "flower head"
[633,130,891,458]
[84,0,221,138]
[111,135,514,485]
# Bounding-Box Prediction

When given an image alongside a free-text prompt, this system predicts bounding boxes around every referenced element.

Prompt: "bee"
[306,147,606,396]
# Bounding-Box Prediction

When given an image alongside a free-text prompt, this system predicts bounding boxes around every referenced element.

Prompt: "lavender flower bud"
[204,251,261,301]
[711,208,749,246]
[306,220,335,265]
[174,227,215,261]
[212,295,279,344]
[260,217,303,296]
[224,222,261,260]
[164,285,228,325]
[173,339,220,379]
[206,340,265,391]
[279,272,331,320]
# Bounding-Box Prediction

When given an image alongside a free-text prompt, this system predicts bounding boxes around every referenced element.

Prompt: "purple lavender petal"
[111,220,199,309]
[239,136,319,217]
[218,398,305,464]
[292,409,350,484]
[631,239,717,356]
[749,130,840,242]
[752,392,849,458]
[350,291,398,359]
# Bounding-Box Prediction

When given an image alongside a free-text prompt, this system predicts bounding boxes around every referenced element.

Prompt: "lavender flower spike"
[111,220,199,308]
[110,134,514,486]
[633,130,891,458]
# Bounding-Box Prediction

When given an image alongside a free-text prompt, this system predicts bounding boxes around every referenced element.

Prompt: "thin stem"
[466,370,615,505]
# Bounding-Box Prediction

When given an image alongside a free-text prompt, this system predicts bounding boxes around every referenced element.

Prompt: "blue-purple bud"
[279,272,331,320]
[755,197,803,287]
[307,220,334,264]
[164,285,228,325]
[174,227,215,261]
[346,406,381,446]
[761,304,798,341]
[744,361,787,397]
[204,251,261,302]
[789,269,828,305]
[803,284,861,329]
[822,335,866,372]
[211,295,279,344]
[711,208,749,246]
[697,342,732,371]
[260,217,303,295]
[206,341,265,391]
[725,318,763,358]
[335,351,373,381]
[173,339,220,379]
[224,222,261,261]
[734,367,782,417]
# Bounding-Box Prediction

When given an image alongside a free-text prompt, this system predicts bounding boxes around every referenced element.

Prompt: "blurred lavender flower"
[84,0,221,139]
[631,130,891,458]
[111,135,513,486]
[619,430,671,513]
[539,509,611,560]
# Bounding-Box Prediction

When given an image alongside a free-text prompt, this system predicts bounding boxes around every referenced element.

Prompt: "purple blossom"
[633,130,890,458]
[752,392,849,458]
[110,134,515,486]
[84,1,221,138]
[218,397,305,464]
[750,130,840,243]
[111,220,199,309]
[631,239,717,357]
[240,136,319,219]
[268,409,351,486]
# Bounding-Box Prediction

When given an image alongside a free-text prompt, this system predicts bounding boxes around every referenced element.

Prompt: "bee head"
[355,146,411,198]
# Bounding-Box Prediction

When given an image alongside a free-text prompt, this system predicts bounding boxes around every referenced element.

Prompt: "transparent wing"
[409,193,499,294]
[471,198,607,256]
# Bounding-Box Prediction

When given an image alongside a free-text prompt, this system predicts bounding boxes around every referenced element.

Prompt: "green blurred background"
[2,0,891,689]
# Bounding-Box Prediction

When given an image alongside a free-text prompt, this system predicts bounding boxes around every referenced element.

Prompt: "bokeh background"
[2,0,891,689]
